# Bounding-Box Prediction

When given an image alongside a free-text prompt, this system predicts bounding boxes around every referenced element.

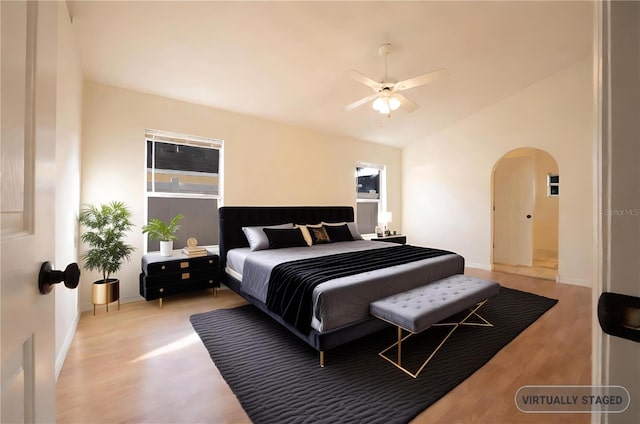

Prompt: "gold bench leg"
[397,326,402,368]
[379,323,459,379]
[320,351,325,367]
[378,299,494,379]
[457,299,493,328]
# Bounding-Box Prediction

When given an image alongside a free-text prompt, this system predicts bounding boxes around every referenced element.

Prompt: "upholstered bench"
[370,274,500,378]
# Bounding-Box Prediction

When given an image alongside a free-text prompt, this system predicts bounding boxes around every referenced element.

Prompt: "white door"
[597,1,640,422]
[1,1,58,422]
[493,155,535,266]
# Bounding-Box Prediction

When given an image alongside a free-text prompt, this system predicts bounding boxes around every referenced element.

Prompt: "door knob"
[38,262,81,294]
[526,214,532,219]
[598,292,640,343]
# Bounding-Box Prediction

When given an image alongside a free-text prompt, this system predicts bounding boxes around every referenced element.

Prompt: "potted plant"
[79,201,135,314]
[142,214,184,256]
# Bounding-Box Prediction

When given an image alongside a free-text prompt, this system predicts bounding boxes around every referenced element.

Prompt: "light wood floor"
[492,263,558,281]
[56,268,592,424]
[493,250,559,281]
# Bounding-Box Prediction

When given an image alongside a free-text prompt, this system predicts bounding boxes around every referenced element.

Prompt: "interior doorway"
[492,148,559,280]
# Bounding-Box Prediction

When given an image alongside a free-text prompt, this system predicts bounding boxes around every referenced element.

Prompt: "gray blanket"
[230,241,465,332]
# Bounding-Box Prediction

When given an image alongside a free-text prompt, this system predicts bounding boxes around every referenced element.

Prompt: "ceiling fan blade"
[345,70,382,90]
[395,93,420,113]
[395,68,448,91]
[344,93,379,111]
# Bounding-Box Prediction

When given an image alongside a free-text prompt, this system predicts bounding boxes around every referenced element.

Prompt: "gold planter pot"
[92,278,120,315]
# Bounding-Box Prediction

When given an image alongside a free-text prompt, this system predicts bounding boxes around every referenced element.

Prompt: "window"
[145,130,223,252]
[547,174,559,197]
[356,162,386,235]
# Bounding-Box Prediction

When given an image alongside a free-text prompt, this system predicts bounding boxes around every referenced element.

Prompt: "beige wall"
[54,4,83,379]
[402,57,593,286]
[80,81,402,309]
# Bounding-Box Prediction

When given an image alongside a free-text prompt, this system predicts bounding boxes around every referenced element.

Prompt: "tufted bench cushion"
[370,274,500,333]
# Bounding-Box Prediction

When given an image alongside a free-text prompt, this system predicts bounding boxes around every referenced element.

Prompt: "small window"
[357,167,380,199]
[146,141,220,194]
[547,174,559,197]
[356,163,386,234]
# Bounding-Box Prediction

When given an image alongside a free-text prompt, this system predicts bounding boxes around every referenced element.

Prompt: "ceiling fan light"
[378,102,390,114]
[389,96,401,111]
[372,97,385,112]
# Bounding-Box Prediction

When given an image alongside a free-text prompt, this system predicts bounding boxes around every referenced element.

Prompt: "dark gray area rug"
[190,287,557,424]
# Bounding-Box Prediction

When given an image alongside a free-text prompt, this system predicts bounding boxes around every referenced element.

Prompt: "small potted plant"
[142,214,184,256]
[79,201,135,314]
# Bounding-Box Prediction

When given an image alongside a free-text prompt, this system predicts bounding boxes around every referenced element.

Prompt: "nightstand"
[139,249,220,308]
[371,235,407,245]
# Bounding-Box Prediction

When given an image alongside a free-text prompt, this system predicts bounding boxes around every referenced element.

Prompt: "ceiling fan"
[345,43,448,116]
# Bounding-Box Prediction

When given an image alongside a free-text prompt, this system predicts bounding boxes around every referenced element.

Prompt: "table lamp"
[379,211,393,236]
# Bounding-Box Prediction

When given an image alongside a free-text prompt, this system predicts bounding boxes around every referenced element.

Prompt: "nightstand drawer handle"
[159,288,164,293]
[180,262,189,269]
[182,272,190,280]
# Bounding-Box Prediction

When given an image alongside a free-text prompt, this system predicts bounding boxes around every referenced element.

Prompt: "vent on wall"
[547,174,560,197]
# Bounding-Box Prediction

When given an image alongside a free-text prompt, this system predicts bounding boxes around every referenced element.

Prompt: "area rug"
[190,287,557,424]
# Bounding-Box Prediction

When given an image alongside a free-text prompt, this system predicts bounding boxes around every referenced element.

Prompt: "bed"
[219,206,465,364]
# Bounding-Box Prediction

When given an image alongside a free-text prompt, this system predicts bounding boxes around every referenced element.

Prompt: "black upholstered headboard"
[218,206,354,271]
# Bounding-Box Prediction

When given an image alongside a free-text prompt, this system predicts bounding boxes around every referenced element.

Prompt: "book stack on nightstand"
[181,237,207,257]
[182,246,207,257]
[139,249,220,308]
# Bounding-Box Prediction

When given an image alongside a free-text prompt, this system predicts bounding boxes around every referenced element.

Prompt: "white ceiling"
[69,1,593,148]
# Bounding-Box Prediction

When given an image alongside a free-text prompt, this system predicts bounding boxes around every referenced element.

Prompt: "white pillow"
[295,223,322,246]
[322,221,364,240]
[242,223,294,251]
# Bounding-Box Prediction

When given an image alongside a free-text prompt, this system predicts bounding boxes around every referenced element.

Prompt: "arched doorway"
[491,148,559,280]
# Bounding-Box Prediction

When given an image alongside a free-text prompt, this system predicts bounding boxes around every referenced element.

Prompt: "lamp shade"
[372,97,385,111]
[373,97,391,114]
[379,211,393,224]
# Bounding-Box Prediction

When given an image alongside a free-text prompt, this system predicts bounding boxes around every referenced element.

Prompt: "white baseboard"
[556,275,592,288]
[120,295,145,304]
[80,295,144,313]
[80,287,230,312]
[55,311,80,381]
[465,262,492,271]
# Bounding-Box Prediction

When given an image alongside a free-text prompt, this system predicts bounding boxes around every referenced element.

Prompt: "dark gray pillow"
[322,221,364,240]
[263,228,308,249]
[242,223,294,251]
[323,224,353,242]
